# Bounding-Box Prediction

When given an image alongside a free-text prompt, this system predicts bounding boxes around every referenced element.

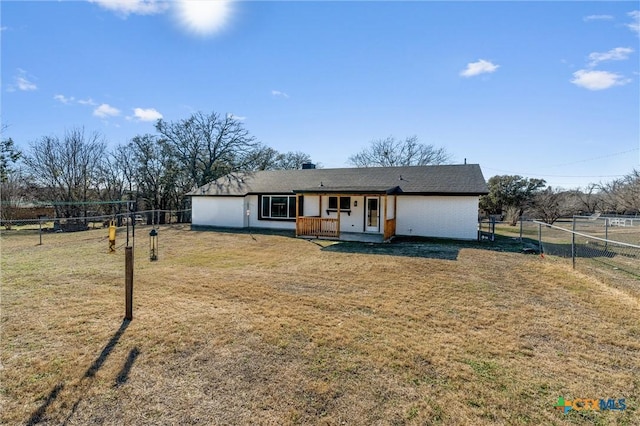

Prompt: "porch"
[294,190,397,242]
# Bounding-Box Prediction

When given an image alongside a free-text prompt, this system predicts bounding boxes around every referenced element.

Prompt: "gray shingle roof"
[189,164,488,196]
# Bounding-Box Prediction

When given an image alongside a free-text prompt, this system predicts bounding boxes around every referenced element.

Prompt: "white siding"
[396,196,479,240]
[192,196,245,228]
[386,195,396,219]
[248,194,296,230]
[302,195,320,216]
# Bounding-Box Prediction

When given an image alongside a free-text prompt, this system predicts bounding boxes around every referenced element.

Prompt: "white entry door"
[365,197,380,232]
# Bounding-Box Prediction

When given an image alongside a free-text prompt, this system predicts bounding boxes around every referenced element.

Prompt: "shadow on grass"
[192,225,537,260]
[320,235,531,260]
[115,347,140,386]
[85,319,131,378]
[26,319,131,425]
[26,383,64,426]
[321,239,461,260]
[191,224,295,239]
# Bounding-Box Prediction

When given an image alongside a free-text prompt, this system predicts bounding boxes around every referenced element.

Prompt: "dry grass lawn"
[1,225,639,425]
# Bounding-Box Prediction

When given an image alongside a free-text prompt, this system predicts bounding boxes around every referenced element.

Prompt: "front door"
[365,197,380,232]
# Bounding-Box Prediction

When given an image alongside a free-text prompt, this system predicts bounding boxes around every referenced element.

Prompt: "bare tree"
[529,187,578,224]
[348,136,451,167]
[618,169,640,213]
[96,144,137,222]
[276,151,314,170]
[245,146,313,171]
[0,167,30,229]
[25,128,106,219]
[574,183,602,214]
[156,111,259,189]
[128,134,186,223]
[599,178,627,214]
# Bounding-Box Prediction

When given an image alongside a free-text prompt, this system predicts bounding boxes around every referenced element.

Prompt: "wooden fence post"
[125,246,133,320]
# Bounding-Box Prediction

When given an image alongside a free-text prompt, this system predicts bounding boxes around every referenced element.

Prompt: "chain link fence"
[0,209,192,232]
[486,217,639,297]
[529,217,639,298]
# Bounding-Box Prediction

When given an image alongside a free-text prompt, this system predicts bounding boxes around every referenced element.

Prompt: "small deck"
[297,218,388,242]
[296,216,392,243]
[296,217,339,238]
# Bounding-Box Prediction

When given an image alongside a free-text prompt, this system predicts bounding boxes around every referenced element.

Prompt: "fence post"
[125,246,133,320]
[571,216,576,269]
[491,217,495,241]
[519,216,523,242]
[39,218,43,245]
[538,222,542,255]
[605,218,608,251]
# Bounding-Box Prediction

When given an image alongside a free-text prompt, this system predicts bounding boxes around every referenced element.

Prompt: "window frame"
[259,195,297,221]
[328,196,351,211]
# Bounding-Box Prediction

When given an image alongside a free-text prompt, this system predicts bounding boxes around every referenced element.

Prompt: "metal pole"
[571,216,576,269]
[39,218,43,245]
[538,222,542,255]
[519,217,523,242]
[125,246,133,320]
[605,218,608,251]
[492,217,496,241]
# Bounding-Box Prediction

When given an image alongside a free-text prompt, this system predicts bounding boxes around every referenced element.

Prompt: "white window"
[260,195,297,220]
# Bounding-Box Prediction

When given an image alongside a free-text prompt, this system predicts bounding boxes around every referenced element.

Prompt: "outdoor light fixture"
[149,228,158,261]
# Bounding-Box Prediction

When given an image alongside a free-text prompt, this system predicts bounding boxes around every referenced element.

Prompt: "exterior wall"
[318,195,367,233]
[247,194,296,230]
[396,196,479,240]
[193,194,479,240]
[385,195,396,219]
[302,195,320,217]
[192,196,245,228]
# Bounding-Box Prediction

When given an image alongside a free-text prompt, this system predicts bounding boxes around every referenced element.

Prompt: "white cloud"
[627,10,640,34]
[174,0,233,36]
[54,94,75,104]
[571,69,631,90]
[93,103,121,118]
[78,98,97,106]
[132,107,163,121]
[460,59,499,77]
[55,94,99,107]
[588,47,634,67]
[8,69,37,92]
[17,76,37,91]
[271,90,289,98]
[227,113,246,121]
[583,14,614,22]
[89,0,169,17]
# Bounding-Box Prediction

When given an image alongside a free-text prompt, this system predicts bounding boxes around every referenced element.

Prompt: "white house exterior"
[189,164,488,241]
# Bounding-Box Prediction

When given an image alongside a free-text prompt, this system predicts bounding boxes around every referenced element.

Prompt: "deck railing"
[296,217,339,238]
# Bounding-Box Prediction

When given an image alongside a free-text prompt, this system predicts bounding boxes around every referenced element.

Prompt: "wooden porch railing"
[384,218,396,241]
[296,217,339,238]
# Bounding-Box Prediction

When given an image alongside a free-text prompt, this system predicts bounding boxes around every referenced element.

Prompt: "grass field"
[1,226,639,425]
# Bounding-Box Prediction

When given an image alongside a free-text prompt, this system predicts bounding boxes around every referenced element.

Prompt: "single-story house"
[189,164,488,241]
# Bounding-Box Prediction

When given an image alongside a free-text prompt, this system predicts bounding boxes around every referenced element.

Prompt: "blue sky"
[2,1,639,189]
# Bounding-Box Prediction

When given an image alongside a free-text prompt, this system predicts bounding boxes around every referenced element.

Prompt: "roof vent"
[302,163,316,169]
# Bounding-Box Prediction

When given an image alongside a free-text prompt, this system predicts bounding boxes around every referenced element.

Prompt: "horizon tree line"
[1,115,638,226]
